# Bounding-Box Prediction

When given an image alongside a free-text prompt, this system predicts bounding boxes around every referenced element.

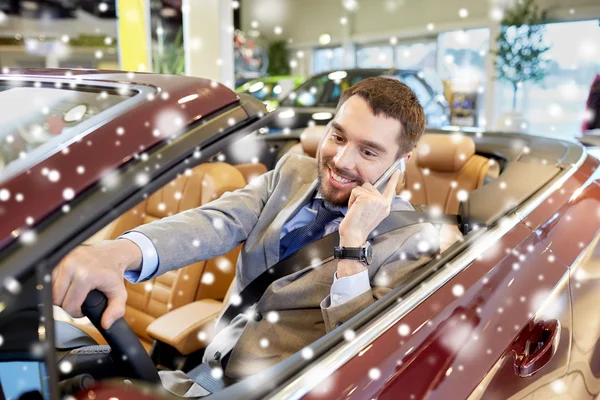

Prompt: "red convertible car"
[0,69,599,400]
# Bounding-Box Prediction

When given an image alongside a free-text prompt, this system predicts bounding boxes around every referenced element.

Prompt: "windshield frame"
[0,77,153,185]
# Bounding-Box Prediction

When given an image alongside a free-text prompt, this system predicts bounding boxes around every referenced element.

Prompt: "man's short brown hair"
[337,76,426,155]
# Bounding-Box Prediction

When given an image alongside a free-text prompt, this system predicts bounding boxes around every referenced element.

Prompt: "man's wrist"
[112,239,143,273]
[336,259,367,278]
[339,234,366,247]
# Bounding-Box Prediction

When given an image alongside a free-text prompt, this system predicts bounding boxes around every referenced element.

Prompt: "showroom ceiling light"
[64,105,87,123]
[489,6,503,22]
[319,34,331,45]
[232,1,240,10]
[274,26,283,35]
[426,23,435,31]
[98,2,108,13]
[458,8,469,18]
[296,51,305,58]
[389,37,398,45]
[340,17,348,25]
[328,71,348,81]
[312,112,333,121]
[251,20,259,29]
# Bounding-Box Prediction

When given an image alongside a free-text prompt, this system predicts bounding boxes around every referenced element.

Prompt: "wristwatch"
[333,242,373,265]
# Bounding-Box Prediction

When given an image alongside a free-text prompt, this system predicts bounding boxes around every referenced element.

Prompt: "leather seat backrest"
[235,162,268,185]
[105,162,246,343]
[398,134,496,214]
[288,125,327,157]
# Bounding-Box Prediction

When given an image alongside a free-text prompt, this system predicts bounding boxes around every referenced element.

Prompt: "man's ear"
[404,151,413,162]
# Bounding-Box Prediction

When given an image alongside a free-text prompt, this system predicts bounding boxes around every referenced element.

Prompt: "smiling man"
[53,77,439,397]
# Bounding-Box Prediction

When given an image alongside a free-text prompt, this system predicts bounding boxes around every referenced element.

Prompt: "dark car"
[0,69,599,400]
[79,0,116,18]
[263,68,450,135]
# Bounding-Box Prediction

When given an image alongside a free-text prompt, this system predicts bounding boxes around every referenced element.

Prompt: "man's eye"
[363,149,376,157]
[332,134,345,143]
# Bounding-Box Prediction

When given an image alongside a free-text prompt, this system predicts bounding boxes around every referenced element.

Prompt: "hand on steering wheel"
[82,290,160,383]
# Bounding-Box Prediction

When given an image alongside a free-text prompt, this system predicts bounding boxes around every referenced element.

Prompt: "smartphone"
[373,157,405,192]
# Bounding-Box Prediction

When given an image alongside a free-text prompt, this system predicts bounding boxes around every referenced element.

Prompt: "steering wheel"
[82,290,160,383]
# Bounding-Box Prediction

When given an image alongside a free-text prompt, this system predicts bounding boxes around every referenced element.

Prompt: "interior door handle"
[513,319,561,377]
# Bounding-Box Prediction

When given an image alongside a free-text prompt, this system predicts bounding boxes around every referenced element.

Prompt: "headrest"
[415,134,476,172]
[300,125,327,158]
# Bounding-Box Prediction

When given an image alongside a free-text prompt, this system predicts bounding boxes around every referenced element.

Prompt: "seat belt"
[216,210,461,331]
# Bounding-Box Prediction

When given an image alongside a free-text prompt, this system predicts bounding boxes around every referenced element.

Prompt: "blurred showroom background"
[0,0,599,140]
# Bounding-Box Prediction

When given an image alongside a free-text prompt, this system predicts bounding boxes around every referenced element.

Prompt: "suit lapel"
[263,180,319,268]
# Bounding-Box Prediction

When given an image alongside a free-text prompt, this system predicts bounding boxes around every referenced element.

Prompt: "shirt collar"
[314,188,348,216]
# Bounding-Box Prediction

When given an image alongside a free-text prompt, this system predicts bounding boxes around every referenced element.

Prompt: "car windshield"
[0,85,130,177]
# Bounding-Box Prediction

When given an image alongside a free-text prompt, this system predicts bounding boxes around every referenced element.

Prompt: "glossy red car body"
[1,69,599,400]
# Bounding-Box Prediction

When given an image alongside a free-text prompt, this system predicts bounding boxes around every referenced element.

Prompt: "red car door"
[300,174,593,400]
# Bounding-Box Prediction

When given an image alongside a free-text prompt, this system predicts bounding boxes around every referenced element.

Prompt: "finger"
[101,288,127,330]
[383,170,402,202]
[61,277,91,319]
[52,262,73,308]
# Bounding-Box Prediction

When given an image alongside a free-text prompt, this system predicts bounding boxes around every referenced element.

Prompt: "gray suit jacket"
[134,153,439,387]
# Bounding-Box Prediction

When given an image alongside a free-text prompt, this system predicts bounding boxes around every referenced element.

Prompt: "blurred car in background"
[0,0,79,18]
[79,0,116,18]
[236,75,304,112]
[263,68,450,134]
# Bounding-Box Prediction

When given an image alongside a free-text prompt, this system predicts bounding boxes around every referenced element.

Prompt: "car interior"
[51,123,505,381]
[1,106,579,399]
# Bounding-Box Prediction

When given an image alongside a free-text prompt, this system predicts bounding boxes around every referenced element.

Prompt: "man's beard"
[317,156,364,206]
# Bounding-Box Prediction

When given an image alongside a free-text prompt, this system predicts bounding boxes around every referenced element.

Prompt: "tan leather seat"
[235,162,268,185]
[74,162,246,351]
[397,134,498,215]
[288,125,327,157]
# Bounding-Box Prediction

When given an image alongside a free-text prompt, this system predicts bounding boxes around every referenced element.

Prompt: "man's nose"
[333,145,356,171]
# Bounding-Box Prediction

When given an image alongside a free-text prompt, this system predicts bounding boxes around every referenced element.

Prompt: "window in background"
[395,42,437,72]
[313,47,345,74]
[497,20,600,138]
[438,28,490,127]
[356,45,394,68]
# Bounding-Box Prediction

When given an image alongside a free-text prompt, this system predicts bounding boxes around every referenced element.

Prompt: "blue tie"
[279,200,343,260]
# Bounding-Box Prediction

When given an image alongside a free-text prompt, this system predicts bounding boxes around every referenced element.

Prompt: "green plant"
[153,27,185,75]
[493,0,551,110]
[267,40,290,76]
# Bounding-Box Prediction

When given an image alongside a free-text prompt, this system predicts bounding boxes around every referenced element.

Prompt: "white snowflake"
[25,217,34,225]
[343,329,356,341]
[398,324,411,336]
[301,347,314,360]
[368,368,381,380]
[0,189,10,201]
[62,188,75,200]
[259,338,269,348]
[76,166,85,175]
[197,331,207,341]
[48,170,60,182]
[135,173,150,186]
[212,218,224,230]
[452,284,464,297]
[20,230,36,245]
[211,367,223,379]
[202,272,215,285]
[230,294,242,306]
[58,360,73,374]
[216,257,232,272]
[144,283,153,292]
[266,311,279,323]
[456,190,469,202]
[192,239,200,247]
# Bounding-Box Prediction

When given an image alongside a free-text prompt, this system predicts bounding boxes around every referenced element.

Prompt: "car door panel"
[302,221,571,400]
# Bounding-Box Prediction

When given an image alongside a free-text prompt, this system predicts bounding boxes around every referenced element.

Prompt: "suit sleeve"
[320,223,439,332]
[129,155,288,279]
